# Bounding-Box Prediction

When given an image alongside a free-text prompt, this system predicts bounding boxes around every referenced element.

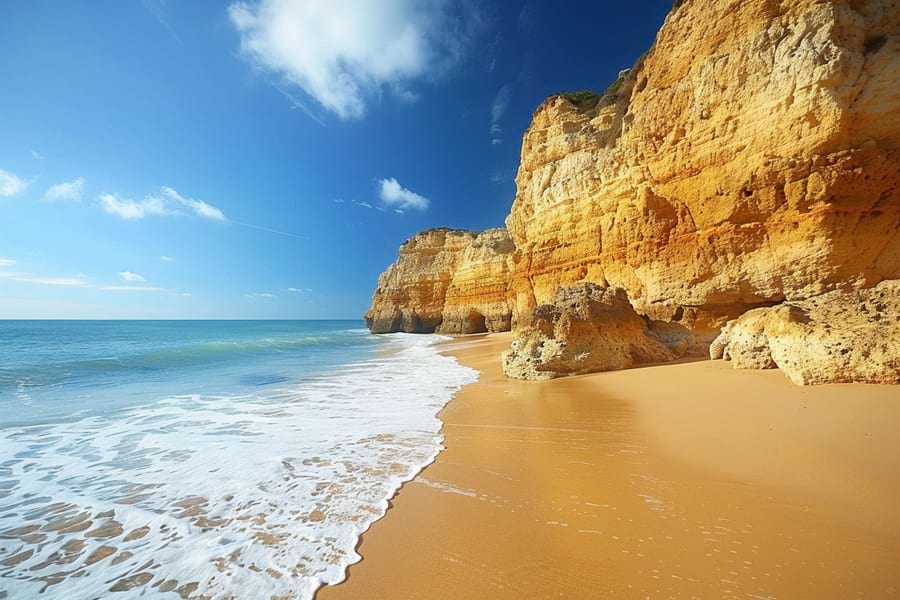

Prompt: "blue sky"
[0,0,672,319]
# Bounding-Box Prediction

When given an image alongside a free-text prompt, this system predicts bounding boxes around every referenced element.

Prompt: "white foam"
[0,334,477,599]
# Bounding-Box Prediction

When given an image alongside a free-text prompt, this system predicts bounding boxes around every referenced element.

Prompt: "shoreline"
[319,332,900,600]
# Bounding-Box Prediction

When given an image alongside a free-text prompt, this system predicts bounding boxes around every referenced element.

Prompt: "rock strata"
[506,0,900,342]
[366,0,900,386]
[365,228,514,334]
[710,280,900,385]
[502,283,683,380]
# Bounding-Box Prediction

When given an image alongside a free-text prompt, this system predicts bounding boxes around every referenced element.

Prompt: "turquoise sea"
[0,320,477,599]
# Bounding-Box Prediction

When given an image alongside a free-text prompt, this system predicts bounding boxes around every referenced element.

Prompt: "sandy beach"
[320,332,900,600]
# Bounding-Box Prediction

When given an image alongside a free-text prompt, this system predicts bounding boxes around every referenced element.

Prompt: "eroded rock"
[502,283,683,380]
[711,280,900,385]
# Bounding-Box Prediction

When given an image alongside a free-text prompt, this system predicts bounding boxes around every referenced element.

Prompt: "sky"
[0,0,673,319]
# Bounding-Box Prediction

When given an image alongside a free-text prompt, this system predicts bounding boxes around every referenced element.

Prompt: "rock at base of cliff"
[710,280,900,385]
[501,283,685,380]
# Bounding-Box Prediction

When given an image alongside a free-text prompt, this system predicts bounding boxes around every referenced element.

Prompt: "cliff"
[365,228,514,334]
[507,0,900,343]
[366,0,900,385]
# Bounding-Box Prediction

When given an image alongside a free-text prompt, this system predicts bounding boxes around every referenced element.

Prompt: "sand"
[319,333,900,600]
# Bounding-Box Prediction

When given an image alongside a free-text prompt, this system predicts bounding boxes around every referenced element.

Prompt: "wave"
[0,333,478,599]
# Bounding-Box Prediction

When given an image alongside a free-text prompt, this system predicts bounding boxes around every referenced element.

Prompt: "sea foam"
[0,334,477,599]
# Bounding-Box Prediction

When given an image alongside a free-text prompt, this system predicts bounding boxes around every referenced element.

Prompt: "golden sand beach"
[321,333,900,600]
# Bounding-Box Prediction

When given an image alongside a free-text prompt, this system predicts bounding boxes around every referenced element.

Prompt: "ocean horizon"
[0,320,477,598]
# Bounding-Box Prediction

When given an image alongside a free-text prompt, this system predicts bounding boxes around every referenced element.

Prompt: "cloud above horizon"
[0,265,166,293]
[378,177,430,211]
[0,169,29,197]
[45,177,85,202]
[99,187,226,222]
[490,84,512,144]
[119,271,146,282]
[228,0,482,120]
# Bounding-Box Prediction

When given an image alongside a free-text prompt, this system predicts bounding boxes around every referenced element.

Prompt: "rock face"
[506,0,900,344]
[365,228,514,334]
[502,283,683,380]
[366,0,900,386]
[438,228,515,334]
[710,280,900,385]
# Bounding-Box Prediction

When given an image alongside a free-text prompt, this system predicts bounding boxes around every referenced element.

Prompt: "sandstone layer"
[710,280,900,384]
[506,0,900,343]
[365,228,513,334]
[366,0,900,385]
[502,283,684,380]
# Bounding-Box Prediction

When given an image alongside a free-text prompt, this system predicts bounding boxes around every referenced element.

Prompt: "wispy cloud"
[0,258,17,267]
[287,287,313,293]
[353,200,373,209]
[378,177,430,211]
[228,0,482,120]
[489,172,506,184]
[119,271,146,282]
[31,150,45,160]
[171,292,192,297]
[98,187,226,222]
[161,187,226,221]
[44,177,85,202]
[159,255,175,262]
[245,292,276,299]
[142,0,183,44]
[489,84,512,144]
[231,220,306,239]
[0,169,29,197]
[95,284,165,292]
[99,193,168,220]
[518,3,537,36]
[0,262,171,293]
[333,199,345,204]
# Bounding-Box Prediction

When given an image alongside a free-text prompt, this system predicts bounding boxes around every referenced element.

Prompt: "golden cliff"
[367,0,900,384]
[507,0,899,342]
[365,228,513,334]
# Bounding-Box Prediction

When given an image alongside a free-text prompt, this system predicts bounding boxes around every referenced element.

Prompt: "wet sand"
[320,332,900,600]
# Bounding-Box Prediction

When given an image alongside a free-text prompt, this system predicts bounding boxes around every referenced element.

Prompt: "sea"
[0,320,477,599]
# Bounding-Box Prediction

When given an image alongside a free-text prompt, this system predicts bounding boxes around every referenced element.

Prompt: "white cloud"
[160,186,226,221]
[245,292,276,298]
[490,84,512,122]
[228,0,481,119]
[44,177,85,202]
[353,200,373,209]
[99,193,168,220]
[0,263,167,293]
[98,187,226,222]
[159,255,175,262]
[31,150,45,160]
[489,83,512,144]
[378,177,430,211]
[489,172,506,184]
[287,287,313,293]
[172,292,192,297]
[119,271,146,282]
[0,258,17,267]
[0,169,29,197]
[96,284,165,292]
[333,198,345,203]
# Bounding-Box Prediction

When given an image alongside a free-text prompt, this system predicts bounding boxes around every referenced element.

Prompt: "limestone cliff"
[366,0,900,385]
[507,0,900,344]
[710,280,900,384]
[365,228,513,334]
